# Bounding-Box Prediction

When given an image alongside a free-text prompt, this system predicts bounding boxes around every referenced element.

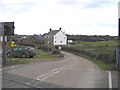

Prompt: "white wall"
[68,40,73,43]
[54,30,67,45]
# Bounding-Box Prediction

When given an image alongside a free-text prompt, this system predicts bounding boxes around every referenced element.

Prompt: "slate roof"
[47,30,60,36]
[35,35,45,40]
[21,36,31,39]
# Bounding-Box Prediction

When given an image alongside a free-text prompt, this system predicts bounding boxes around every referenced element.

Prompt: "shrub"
[38,45,51,51]
[61,46,116,65]
[52,49,61,54]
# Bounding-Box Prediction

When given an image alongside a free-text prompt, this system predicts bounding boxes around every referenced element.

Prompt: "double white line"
[35,63,75,81]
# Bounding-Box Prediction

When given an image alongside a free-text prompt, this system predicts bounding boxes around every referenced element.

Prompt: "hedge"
[61,47,116,64]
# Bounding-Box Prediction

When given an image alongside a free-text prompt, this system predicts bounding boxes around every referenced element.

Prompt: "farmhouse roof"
[47,30,60,36]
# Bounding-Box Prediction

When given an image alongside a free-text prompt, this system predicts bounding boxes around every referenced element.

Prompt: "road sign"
[67,44,71,48]
[3,22,14,36]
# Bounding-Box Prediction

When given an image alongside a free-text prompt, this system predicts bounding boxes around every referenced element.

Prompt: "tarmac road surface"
[2,51,118,88]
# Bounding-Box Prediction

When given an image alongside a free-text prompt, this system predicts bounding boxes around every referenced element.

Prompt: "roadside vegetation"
[6,35,118,70]
[62,40,118,71]
[34,47,64,58]
[6,44,63,66]
[74,53,116,70]
[6,58,34,65]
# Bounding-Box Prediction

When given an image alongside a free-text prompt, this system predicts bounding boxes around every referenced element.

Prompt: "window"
[60,41,62,43]
[24,48,28,50]
[30,48,35,50]
[55,41,56,43]
[19,47,23,51]
[13,47,18,51]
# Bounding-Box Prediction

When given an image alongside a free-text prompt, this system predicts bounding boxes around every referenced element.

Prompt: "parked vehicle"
[7,46,36,58]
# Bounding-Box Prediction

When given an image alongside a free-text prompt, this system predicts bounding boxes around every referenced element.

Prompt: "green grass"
[63,50,117,71]
[74,53,117,71]
[72,46,94,49]
[34,48,64,58]
[82,41,118,46]
[71,40,117,54]
[35,48,46,54]
[94,48,115,53]
[6,58,34,65]
[5,47,63,66]
[34,54,64,58]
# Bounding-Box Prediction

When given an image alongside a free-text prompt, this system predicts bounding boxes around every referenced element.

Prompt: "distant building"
[68,40,73,43]
[20,35,45,45]
[44,28,67,45]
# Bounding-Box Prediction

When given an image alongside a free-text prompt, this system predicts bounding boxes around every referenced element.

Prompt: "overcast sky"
[0,0,119,36]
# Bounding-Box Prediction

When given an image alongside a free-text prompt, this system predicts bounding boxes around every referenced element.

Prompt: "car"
[7,46,36,58]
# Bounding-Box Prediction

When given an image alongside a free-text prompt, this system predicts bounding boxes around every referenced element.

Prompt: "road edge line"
[0,64,21,71]
[109,71,112,89]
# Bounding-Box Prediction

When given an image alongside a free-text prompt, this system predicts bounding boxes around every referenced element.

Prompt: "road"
[2,51,118,88]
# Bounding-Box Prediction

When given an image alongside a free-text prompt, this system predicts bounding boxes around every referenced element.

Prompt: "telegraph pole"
[0,22,14,66]
[2,23,6,66]
[118,2,120,90]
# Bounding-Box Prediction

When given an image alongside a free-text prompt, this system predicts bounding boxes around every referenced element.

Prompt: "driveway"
[2,51,118,88]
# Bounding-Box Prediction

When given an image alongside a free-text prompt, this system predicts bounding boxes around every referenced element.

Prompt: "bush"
[61,46,116,65]
[38,45,51,51]
[52,49,61,54]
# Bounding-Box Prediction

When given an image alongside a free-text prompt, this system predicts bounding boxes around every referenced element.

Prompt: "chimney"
[50,28,52,32]
[59,27,62,30]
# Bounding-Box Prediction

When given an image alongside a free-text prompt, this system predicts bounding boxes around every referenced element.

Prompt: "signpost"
[118,2,120,90]
[10,41,15,64]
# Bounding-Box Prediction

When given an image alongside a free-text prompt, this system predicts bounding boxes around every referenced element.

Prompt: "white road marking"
[35,68,59,80]
[109,71,112,89]
[40,70,59,81]
[35,63,75,81]
[0,65,21,71]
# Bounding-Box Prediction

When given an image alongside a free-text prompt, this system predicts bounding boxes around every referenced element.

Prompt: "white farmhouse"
[44,28,67,45]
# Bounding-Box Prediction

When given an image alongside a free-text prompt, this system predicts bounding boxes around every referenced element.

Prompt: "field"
[62,40,118,70]
[72,40,118,53]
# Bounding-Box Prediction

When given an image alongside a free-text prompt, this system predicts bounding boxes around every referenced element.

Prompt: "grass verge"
[75,53,116,71]
[6,58,34,65]
[63,50,117,71]
[34,54,64,58]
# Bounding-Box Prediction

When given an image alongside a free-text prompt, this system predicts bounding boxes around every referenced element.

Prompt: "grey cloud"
[58,0,116,9]
[58,0,78,6]
[0,1,37,14]
[83,0,116,9]
[84,23,117,28]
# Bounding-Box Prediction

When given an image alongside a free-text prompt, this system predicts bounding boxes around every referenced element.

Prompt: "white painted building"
[68,40,73,43]
[44,28,67,45]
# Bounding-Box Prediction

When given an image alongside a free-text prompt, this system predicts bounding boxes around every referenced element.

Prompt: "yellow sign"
[11,41,14,47]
